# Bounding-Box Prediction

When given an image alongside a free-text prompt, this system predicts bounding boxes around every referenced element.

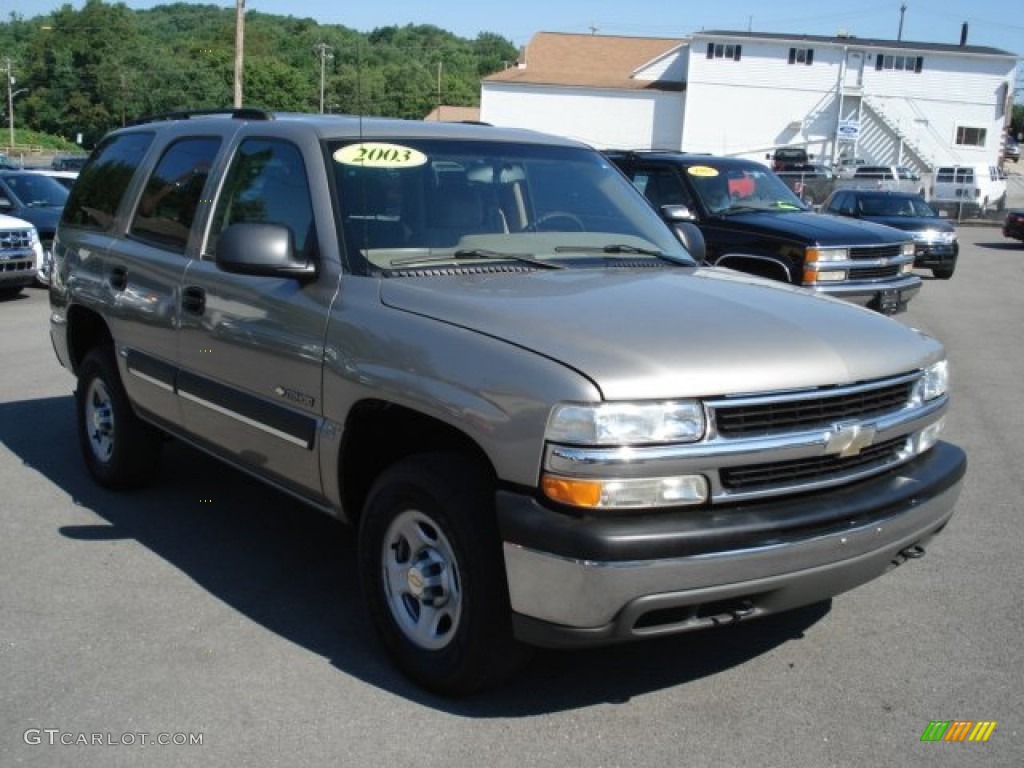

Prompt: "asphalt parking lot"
[2,225,1022,767]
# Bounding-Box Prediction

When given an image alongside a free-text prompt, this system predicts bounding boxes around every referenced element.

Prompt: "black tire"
[358,452,530,696]
[76,346,162,489]
[932,266,955,279]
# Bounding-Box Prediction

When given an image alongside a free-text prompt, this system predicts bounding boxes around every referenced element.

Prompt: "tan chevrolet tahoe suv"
[50,109,966,695]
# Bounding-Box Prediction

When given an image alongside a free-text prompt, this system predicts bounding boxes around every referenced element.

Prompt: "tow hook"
[708,601,755,626]
[892,544,926,567]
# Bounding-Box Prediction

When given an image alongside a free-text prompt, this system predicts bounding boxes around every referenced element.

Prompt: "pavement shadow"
[975,240,1024,250]
[0,394,829,715]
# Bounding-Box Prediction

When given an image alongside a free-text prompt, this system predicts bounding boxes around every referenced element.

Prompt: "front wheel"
[76,346,162,488]
[358,453,529,696]
[932,266,955,279]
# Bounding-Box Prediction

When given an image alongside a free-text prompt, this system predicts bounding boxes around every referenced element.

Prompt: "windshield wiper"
[553,243,696,266]
[390,249,564,270]
[715,204,764,216]
[456,248,565,269]
[554,243,664,257]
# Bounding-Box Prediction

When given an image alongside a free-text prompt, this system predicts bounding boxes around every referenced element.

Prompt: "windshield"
[1,172,69,208]
[685,163,806,215]
[328,138,695,275]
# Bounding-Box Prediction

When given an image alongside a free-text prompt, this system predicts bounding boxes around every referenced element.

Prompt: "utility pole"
[233,0,245,108]
[6,58,14,150]
[897,2,907,41]
[313,43,334,113]
[436,60,442,116]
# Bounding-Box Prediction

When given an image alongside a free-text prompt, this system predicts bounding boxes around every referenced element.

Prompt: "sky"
[2,0,1022,56]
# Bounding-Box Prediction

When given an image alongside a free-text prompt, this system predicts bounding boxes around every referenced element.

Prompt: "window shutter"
[875,55,883,71]
[707,42,714,59]
[734,45,742,61]
[788,48,796,64]
[806,49,814,65]
[914,56,923,73]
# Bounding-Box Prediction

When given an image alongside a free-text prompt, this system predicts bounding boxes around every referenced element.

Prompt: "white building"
[481,30,1019,173]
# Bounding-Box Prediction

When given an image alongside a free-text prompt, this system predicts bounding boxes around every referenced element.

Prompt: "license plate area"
[876,289,900,314]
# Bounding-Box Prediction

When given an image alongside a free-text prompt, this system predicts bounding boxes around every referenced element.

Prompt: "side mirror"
[660,207,706,263]
[661,204,697,223]
[215,222,318,280]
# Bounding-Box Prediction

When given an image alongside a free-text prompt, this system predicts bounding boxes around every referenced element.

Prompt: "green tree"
[0,2,517,145]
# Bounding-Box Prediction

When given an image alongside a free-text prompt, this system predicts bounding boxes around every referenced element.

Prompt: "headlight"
[912,360,948,403]
[900,242,916,257]
[812,269,848,282]
[806,247,848,263]
[910,417,945,455]
[913,229,956,244]
[541,474,709,509]
[547,401,705,446]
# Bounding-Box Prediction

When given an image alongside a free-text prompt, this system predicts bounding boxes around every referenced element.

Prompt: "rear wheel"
[76,346,162,488]
[358,452,529,696]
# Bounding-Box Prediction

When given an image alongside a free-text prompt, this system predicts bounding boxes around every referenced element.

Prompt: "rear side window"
[61,132,154,231]
[130,137,222,253]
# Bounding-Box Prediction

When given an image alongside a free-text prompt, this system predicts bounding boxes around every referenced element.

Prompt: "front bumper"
[913,242,958,270]
[499,442,965,648]
[809,274,921,314]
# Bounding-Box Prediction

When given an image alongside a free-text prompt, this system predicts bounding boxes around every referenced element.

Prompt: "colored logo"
[920,721,997,743]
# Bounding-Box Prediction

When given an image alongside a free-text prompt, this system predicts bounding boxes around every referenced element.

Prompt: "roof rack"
[128,108,275,126]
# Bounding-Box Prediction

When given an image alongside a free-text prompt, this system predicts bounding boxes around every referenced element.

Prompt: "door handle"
[182,285,206,315]
[109,266,127,291]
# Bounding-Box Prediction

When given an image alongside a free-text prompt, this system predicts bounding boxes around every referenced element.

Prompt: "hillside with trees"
[0,0,518,148]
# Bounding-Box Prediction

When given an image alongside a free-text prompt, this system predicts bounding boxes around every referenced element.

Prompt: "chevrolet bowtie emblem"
[826,423,877,458]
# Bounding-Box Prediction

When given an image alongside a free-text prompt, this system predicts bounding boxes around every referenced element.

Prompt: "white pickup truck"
[832,165,926,196]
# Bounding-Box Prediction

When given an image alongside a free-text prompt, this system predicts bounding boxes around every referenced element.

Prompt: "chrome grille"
[714,379,913,438]
[0,230,33,251]
[721,436,907,491]
[849,244,904,260]
[848,265,903,280]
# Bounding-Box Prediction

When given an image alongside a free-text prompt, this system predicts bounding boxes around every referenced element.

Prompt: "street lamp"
[7,84,28,152]
[5,57,29,151]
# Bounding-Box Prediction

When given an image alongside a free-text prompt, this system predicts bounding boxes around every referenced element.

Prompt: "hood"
[7,206,61,235]
[0,212,34,228]
[711,210,913,245]
[862,215,956,234]
[379,267,942,400]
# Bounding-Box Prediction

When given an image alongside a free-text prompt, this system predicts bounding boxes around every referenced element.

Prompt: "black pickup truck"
[606,151,921,314]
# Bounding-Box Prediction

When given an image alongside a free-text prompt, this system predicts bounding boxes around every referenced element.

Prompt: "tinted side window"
[130,137,222,254]
[60,132,154,231]
[207,138,314,258]
[631,167,694,209]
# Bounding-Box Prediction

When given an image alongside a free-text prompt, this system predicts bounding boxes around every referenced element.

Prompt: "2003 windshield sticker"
[334,143,428,168]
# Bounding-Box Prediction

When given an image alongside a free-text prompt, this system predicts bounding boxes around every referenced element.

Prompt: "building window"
[788,48,814,65]
[874,53,924,72]
[706,42,742,61]
[955,126,987,147]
